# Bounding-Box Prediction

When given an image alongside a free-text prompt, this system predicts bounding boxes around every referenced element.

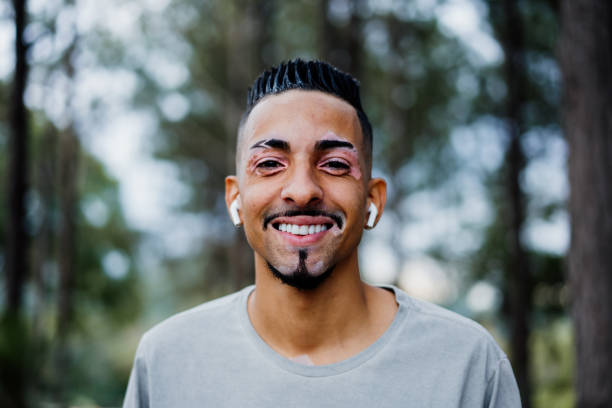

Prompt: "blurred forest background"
[1,0,610,407]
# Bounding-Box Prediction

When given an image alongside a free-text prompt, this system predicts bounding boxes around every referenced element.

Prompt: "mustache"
[263,209,344,230]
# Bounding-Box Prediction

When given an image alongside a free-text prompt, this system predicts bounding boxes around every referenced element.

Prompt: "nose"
[280,162,323,207]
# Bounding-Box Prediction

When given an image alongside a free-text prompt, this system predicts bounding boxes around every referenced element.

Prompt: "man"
[123,59,521,407]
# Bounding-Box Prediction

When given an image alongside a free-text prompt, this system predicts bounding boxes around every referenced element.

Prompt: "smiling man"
[123,59,521,407]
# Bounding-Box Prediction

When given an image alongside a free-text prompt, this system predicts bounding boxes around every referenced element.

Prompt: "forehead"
[240,90,362,150]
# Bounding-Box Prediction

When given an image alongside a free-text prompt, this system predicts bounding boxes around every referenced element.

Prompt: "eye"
[320,159,351,175]
[257,160,282,168]
[325,160,350,169]
[253,158,286,176]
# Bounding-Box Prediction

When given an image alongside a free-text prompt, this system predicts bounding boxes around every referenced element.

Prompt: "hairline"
[235,89,373,176]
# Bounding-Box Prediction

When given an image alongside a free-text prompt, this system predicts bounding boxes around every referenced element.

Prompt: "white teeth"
[277,223,329,236]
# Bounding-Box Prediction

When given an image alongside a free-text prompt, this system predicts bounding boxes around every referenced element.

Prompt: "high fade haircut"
[237,58,373,173]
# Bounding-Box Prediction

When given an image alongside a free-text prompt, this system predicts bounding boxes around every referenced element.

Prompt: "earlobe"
[230,195,242,226]
[365,177,386,229]
[366,202,378,229]
[225,176,242,227]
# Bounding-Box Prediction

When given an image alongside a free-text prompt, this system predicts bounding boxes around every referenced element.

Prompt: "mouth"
[263,210,343,230]
[272,222,334,236]
[266,213,341,246]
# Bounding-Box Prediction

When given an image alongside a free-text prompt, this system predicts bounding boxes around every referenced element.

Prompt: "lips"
[271,215,336,232]
[267,214,340,246]
[263,210,343,230]
[277,223,329,235]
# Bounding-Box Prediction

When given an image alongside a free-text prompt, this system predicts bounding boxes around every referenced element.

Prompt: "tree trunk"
[50,31,79,402]
[57,125,78,340]
[2,2,29,406]
[32,125,57,338]
[6,0,29,315]
[560,1,612,407]
[500,0,532,405]
[224,0,273,290]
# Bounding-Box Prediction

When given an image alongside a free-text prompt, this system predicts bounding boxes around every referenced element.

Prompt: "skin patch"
[245,138,289,176]
[250,138,290,151]
[267,248,335,290]
[245,151,288,176]
[246,134,363,180]
[316,132,362,180]
[290,354,315,366]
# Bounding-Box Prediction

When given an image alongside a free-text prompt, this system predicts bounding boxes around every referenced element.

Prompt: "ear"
[365,177,387,229]
[225,176,242,226]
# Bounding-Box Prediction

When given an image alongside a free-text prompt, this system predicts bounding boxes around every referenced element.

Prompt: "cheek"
[347,165,361,180]
[323,151,363,181]
[342,153,363,181]
[241,195,266,223]
[326,182,367,218]
[238,183,279,224]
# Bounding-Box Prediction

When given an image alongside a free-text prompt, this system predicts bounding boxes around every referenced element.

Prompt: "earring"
[366,202,378,228]
[230,196,242,226]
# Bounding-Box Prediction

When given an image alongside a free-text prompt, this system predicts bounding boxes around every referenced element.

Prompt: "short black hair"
[239,58,373,170]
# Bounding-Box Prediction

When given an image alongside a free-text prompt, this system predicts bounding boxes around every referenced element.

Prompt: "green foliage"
[0,313,33,407]
[531,319,575,408]
[1,107,143,404]
[0,0,571,405]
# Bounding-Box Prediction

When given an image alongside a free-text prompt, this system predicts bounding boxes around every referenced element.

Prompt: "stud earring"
[366,202,378,228]
[230,196,242,226]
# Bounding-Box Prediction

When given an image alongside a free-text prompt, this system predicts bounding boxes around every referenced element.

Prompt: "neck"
[248,252,397,365]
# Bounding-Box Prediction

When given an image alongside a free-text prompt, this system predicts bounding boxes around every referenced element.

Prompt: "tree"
[5,0,29,315]
[475,2,567,405]
[1,1,145,403]
[498,0,532,404]
[560,1,612,406]
[2,1,30,406]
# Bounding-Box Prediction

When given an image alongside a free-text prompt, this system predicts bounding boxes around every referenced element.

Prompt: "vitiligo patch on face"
[316,132,362,180]
[266,248,336,290]
[245,138,289,175]
[245,151,287,176]
[246,133,363,180]
[250,138,290,151]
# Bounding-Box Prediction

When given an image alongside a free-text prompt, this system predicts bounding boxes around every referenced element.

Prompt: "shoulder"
[385,286,520,406]
[137,286,252,357]
[388,285,508,367]
[398,287,496,337]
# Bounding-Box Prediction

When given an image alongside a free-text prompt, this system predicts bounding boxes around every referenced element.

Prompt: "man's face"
[228,90,380,289]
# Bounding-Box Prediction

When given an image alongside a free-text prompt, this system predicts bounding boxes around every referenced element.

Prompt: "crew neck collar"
[237,285,408,377]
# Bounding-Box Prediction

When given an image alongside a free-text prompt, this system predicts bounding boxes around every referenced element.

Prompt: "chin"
[266,249,335,291]
[267,261,335,291]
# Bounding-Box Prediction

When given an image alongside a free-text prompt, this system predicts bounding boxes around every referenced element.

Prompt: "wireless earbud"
[366,202,378,228]
[230,196,242,226]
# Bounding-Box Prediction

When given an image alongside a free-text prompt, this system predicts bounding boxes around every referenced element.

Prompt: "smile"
[263,211,344,230]
[274,223,331,235]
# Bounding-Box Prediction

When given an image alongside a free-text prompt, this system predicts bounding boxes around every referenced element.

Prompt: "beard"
[267,249,335,291]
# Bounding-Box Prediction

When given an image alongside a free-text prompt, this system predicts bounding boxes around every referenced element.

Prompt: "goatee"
[267,249,335,291]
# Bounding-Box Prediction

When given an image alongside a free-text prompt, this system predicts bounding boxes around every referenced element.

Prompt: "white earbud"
[230,196,242,226]
[366,202,378,228]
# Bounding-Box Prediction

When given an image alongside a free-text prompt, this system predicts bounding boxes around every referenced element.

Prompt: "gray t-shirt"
[123,286,521,407]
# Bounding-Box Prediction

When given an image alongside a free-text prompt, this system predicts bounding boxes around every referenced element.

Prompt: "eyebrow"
[315,139,355,151]
[250,138,290,151]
